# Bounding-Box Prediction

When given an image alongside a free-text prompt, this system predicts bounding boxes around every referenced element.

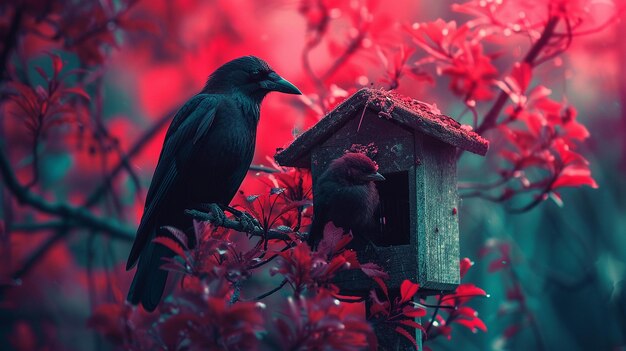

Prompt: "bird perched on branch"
[308,153,385,248]
[126,56,301,311]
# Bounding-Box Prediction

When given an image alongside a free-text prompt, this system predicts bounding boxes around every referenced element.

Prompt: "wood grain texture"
[415,135,460,291]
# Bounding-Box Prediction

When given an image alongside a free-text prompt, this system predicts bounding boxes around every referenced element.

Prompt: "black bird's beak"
[261,72,302,95]
[363,172,385,182]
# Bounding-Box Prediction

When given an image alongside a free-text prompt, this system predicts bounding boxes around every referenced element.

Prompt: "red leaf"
[372,276,389,299]
[562,120,589,141]
[52,54,63,77]
[506,285,524,301]
[35,66,49,81]
[324,256,348,276]
[62,87,91,101]
[368,289,389,317]
[396,319,426,333]
[317,222,351,256]
[456,306,477,317]
[402,305,427,318]
[152,236,186,259]
[460,257,473,278]
[454,316,487,332]
[453,283,488,300]
[162,226,189,249]
[488,258,507,272]
[394,326,419,349]
[400,280,419,303]
[510,62,531,94]
[503,324,521,338]
[360,262,389,280]
[551,169,598,190]
[6,81,38,110]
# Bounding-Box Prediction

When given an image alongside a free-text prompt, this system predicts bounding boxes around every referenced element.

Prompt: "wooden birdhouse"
[275,88,488,294]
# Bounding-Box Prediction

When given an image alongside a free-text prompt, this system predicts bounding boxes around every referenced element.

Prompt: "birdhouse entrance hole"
[373,170,410,246]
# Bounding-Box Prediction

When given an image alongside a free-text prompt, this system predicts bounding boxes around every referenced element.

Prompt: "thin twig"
[248,164,280,174]
[320,28,367,81]
[249,243,294,270]
[83,108,175,207]
[254,279,288,300]
[9,227,69,284]
[334,295,366,303]
[425,294,443,335]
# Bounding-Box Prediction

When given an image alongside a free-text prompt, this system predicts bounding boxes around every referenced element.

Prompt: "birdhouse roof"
[275,88,489,167]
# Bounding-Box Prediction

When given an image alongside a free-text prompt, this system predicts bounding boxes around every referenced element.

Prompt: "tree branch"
[0,147,134,241]
[10,227,69,283]
[184,209,293,241]
[248,164,280,174]
[10,220,68,233]
[425,294,443,336]
[83,108,175,208]
[0,6,23,78]
[253,279,288,300]
[475,16,560,135]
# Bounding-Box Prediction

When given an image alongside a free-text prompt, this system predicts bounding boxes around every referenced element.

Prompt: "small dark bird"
[308,153,385,248]
[126,56,301,311]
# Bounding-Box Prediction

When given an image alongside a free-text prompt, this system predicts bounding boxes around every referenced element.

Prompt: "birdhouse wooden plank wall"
[275,88,488,294]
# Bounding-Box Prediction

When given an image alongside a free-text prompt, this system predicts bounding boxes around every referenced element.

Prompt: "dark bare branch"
[0,147,134,241]
[184,209,293,241]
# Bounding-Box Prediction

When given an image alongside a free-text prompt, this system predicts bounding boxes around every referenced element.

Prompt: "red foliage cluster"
[4,53,90,186]
[492,62,598,210]
[423,258,488,343]
[407,18,498,105]
[404,0,611,211]
[271,290,375,351]
[368,279,427,348]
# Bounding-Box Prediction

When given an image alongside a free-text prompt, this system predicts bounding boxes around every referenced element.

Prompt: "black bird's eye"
[250,70,263,80]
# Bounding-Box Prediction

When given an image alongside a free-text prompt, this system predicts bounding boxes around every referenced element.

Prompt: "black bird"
[126,56,301,311]
[308,153,385,248]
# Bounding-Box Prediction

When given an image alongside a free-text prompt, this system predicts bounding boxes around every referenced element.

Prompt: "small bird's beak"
[261,72,302,95]
[363,172,385,182]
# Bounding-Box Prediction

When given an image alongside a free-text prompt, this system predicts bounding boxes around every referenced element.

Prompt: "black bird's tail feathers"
[307,217,327,250]
[127,235,173,312]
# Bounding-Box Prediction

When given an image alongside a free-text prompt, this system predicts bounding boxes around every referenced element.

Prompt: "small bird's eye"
[251,70,263,80]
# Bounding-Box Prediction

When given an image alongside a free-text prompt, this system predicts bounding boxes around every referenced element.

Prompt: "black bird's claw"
[204,203,226,227]
[239,211,261,233]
